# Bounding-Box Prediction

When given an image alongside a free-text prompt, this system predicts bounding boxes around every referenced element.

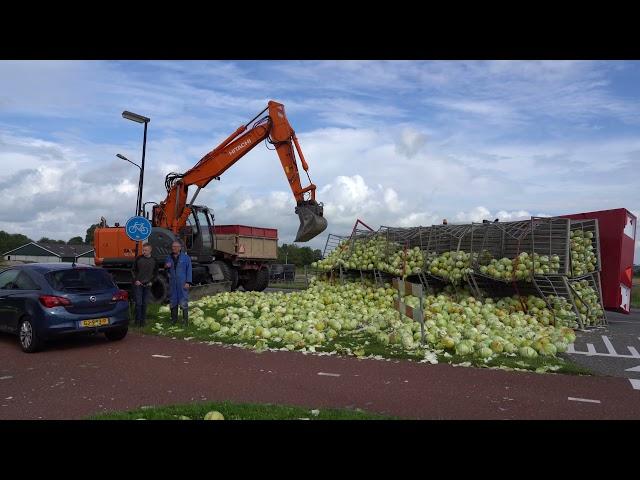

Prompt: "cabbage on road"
[151,279,585,373]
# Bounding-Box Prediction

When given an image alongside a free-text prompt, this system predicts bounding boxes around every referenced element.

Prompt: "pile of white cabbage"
[427,251,473,285]
[312,237,424,277]
[313,228,596,287]
[314,239,350,271]
[378,247,425,277]
[415,292,576,358]
[570,230,597,276]
[478,252,561,281]
[546,295,580,328]
[571,279,605,326]
[157,279,579,361]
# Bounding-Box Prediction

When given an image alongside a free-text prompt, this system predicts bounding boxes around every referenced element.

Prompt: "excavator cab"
[294,200,328,242]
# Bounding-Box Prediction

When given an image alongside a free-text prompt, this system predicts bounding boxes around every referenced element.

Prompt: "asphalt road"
[565,308,640,380]
[1,328,639,420]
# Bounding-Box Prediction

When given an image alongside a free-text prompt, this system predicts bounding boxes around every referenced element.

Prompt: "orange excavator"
[94,101,327,302]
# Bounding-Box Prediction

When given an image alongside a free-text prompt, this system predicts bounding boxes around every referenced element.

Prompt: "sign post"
[392,278,425,344]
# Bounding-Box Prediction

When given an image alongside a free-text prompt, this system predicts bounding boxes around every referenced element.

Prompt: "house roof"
[2,242,94,257]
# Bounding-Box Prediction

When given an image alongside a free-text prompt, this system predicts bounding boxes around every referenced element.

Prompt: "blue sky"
[0,60,638,260]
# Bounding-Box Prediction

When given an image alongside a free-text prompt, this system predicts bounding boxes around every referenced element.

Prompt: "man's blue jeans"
[133,284,151,326]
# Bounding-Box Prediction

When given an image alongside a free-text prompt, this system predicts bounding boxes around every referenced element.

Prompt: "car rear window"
[45,268,116,292]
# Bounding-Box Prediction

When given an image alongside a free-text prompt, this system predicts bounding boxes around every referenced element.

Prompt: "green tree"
[38,237,66,244]
[67,236,84,245]
[85,223,100,244]
[0,231,32,255]
[277,244,323,266]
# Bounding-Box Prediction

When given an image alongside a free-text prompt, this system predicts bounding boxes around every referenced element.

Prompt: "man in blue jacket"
[165,240,193,325]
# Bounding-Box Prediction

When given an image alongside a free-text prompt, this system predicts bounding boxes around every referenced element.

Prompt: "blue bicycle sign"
[125,216,152,242]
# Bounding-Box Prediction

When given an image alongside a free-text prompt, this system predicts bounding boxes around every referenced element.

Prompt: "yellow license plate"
[81,318,110,327]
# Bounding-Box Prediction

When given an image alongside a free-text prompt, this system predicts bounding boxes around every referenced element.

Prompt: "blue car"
[0,263,130,353]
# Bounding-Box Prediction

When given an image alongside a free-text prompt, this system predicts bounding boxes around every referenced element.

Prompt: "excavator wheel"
[215,261,239,291]
[149,274,170,304]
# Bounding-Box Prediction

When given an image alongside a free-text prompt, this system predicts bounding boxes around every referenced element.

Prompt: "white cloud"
[395,127,428,158]
[494,210,534,221]
[454,208,554,223]
[455,206,492,223]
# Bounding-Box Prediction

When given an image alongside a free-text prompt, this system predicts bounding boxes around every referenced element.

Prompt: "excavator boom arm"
[154,101,327,242]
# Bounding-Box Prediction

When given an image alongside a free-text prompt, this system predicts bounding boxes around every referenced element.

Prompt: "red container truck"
[561,208,636,314]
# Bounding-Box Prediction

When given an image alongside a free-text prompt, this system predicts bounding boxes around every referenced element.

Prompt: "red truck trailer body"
[561,208,636,313]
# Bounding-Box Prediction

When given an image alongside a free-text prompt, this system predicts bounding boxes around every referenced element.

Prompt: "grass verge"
[88,401,396,420]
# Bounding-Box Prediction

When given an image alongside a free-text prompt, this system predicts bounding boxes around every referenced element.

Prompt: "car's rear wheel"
[19,316,44,353]
[105,327,128,341]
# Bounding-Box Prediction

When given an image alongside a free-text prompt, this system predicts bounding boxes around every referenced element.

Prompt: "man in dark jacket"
[131,243,158,327]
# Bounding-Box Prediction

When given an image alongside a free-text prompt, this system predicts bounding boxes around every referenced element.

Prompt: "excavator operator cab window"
[195,209,213,251]
[183,214,198,250]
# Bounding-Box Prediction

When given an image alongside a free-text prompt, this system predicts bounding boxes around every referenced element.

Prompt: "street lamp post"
[116,154,141,216]
[121,111,150,217]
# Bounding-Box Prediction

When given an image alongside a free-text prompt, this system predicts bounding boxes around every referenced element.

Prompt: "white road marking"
[601,336,618,355]
[568,397,601,404]
[625,365,640,373]
[0,376,13,380]
[629,379,640,390]
[568,344,640,359]
[317,372,341,377]
[151,354,171,359]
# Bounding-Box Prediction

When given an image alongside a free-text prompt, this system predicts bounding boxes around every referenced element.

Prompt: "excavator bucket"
[294,201,328,242]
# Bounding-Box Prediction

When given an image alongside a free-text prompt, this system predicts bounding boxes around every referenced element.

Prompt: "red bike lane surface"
[0,332,638,420]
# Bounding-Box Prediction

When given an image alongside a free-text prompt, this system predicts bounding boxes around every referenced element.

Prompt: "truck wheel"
[255,268,269,291]
[215,261,238,291]
[241,270,257,291]
[150,274,169,304]
[243,268,269,291]
[230,268,239,291]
